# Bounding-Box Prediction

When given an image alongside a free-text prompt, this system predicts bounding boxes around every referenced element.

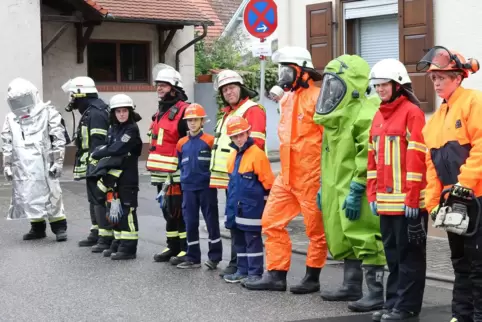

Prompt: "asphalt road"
[0,177,453,322]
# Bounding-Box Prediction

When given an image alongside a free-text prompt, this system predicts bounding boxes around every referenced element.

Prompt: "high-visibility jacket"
[226,137,274,232]
[210,98,267,189]
[367,96,427,215]
[423,86,482,213]
[146,100,189,182]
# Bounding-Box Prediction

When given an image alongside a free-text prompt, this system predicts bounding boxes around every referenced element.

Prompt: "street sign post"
[243,0,278,100]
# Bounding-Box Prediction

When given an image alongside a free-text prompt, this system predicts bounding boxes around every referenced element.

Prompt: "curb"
[215,228,455,284]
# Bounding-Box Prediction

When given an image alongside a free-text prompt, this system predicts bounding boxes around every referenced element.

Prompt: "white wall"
[41,5,195,140]
[1,0,43,113]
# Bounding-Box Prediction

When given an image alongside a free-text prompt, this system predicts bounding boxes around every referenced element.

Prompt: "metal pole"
[259,38,266,100]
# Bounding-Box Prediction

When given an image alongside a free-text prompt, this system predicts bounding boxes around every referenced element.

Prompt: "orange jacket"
[278,80,323,188]
[367,96,427,215]
[422,86,482,212]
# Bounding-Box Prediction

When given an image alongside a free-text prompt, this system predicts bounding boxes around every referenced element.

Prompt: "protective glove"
[316,188,322,211]
[3,166,12,182]
[430,205,440,222]
[369,201,378,216]
[156,182,169,209]
[342,181,366,221]
[404,205,419,219]
[107,198,124,225]
[407,216,426,245]
[48,163,62,179]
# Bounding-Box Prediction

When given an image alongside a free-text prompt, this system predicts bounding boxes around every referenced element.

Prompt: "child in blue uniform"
[223,116,275,284]
[176,103,222,269]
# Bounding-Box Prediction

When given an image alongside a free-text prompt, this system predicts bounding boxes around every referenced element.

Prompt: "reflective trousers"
[233,227,263,276]
[158,184,186,255]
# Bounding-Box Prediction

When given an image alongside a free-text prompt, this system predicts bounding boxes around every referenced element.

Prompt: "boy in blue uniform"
[176,103,222,269]
[223,116,275,284]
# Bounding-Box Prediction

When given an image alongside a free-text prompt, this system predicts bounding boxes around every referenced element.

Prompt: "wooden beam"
[158,29,177,61]
[76,24,95,64]
[42,23,70,55]
[41,14,82,23]
[157,25,166,63]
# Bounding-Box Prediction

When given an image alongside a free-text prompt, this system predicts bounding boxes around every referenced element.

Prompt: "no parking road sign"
[243,0,278,39]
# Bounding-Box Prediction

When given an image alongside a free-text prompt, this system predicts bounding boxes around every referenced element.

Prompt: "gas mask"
[7,92,35,118]
[278,65,297,90]
[315,73,347,115]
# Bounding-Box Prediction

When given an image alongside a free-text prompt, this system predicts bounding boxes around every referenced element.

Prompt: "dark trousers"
[183,188,222,263]
[448,197,482,322]
[380,213,428,313]
[158,184,186,255]
[110,205,138,255]
[86,179,99,230]
[233,228,264,276]
[226,189,237,268]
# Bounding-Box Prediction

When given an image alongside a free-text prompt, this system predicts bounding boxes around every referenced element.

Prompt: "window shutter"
[306,2,333,78]
[398,0,434,113]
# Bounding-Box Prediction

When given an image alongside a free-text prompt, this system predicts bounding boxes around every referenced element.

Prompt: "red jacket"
[221,98,267,150]
[367,96,427,215]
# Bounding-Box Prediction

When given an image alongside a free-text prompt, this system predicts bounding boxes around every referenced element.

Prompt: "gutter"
[175,24,208,71]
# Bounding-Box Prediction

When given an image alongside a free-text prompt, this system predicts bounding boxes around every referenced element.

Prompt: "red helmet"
[226,116,251,137]
[417,46,479,78]
[183,103,207,119]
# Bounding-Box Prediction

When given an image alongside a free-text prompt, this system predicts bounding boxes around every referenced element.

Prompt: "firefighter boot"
[78,229,98,247]
[347,265,384,312]
[50,219,67,242]
[111,252,136,260]
[153,248,177,262]
[290,266,321,294]
[244,270,288,291]
[321,259,363,301]
[23,221,47,240]
[103,239,120,258]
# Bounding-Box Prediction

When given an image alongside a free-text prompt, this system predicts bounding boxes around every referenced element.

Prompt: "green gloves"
[343,181,366,221]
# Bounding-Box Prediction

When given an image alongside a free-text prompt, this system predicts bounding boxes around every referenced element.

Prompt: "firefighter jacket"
[225,137,275,232]
[210,98,267,189]
[177,131,214,191]
[422,86,482,213]
[147,100,189,185]
[90,121,143,207]
[73,98,110,180]
[367,95,427,215]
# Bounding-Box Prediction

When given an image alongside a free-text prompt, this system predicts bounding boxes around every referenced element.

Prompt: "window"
[87,41,150,83]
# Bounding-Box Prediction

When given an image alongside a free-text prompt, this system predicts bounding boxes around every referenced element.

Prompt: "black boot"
[50,219,67,242]
[373,309,391,322]
[23,221,47,240]
[244,270,287,291]
[219,265,237,277]
[381,309,419,321]
[348,265,385,312]
[153,248,177,262]
[290,266,321,294]
[103,239,120,258]
[321,259,363,301]
[111,252,136,260]
[78,229,98,247]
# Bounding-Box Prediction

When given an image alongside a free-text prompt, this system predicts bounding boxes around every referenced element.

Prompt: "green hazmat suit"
[313,55,386,266]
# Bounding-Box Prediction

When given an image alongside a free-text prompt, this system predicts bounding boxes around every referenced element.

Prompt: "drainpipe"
[175,24,208,71]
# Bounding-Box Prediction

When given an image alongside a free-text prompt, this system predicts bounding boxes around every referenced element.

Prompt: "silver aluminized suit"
[2,78,67,230]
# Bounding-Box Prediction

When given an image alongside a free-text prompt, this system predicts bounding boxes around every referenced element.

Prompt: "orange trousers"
[262,175,328,271]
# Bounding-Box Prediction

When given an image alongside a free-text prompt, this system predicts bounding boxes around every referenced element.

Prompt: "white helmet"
[109,94,135,110]
[213,70,244,91]
[61,76,98,94]
[272,46,315,69]
[370,59,411,85]
[153,64,183,89]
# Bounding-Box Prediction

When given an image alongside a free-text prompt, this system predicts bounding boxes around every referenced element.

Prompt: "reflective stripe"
[150,171,180,184]
[407,172,423,182]
[80,152,89,162]
[377,192,405,202]
[247,252,264,257]
[49,216,66,223]
[31,218,45,223]
[237,253,248,257]
[99,229,114,237]
[114,230,138,240]
[251,131,266,140]
[384,136,391,165]
[235,217,262,226]
[377,203,405,213]
[181,157,189,163]
[208,238,221,244]
[156,128,164,146]
[166,231,179,237]
[81,126,89,149]
[407,141,427,153]
[367,170,377,180]
[147,154,178,172]
[392,136,402,193]
[127,208,136,234]
[198,157,211,161]
[188,240,200,246]
[368,142,375,151]
[377,189,426,212]
[210,171,229,189]
[373,136,380,164]
[90,128,108,136]
[91,225,99,230]
[176,251,187,257]
[107,169,122,178]
[179,232,187,239]
[97,180,108,193]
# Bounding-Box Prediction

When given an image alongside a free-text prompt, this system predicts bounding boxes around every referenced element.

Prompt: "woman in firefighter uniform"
[147,65,190,265]
[89,94,142,260]
[367,59,427,321]
[211,69,267,277]
[61,77,110,248]
[417,47,482,322]
[244,46,328,294]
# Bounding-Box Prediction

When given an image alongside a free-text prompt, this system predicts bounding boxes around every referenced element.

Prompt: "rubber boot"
[23,221,47,240]
[290,266,321,294]
[348,265,385,312]
[321,259,363,301]
[243,270,287,291]
[78,229,98,247]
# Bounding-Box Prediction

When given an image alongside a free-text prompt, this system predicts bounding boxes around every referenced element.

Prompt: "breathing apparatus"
[432,185,481,237]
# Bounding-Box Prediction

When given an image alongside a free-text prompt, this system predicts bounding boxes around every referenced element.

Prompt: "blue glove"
[369,201,378,216]
[317,188,322,211]
[404,205,419,219]
[342,181,366,221]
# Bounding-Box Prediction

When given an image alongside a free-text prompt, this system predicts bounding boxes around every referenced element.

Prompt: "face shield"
[315,73,347,115]
[278,65,297,90]
[416,46,455,72]
[7,92,35,117]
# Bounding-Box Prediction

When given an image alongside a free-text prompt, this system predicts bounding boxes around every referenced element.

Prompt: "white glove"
[49,163,62,179]
[3,166,12,181]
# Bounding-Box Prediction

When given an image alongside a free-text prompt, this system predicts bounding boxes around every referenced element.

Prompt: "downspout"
[175,24,208,70]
